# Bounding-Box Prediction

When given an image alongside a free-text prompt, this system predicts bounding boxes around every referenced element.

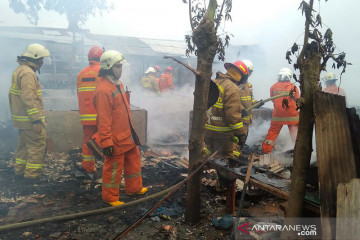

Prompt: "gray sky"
[0,0,359,106]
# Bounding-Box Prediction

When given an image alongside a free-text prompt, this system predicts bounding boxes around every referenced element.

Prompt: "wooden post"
[314,91,357,239]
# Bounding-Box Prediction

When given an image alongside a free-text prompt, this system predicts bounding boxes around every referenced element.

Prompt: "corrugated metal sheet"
[140,38,188,56]
[314,91,357,239]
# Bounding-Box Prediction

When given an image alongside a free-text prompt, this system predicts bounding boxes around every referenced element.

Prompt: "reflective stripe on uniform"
[102,182,120,188]
[102,162,121,188]
[214,83,224,109]
[124,171,141,179]
[243,115,252,121]
[82,154,95,162]
[233,150,241,157]
[205,124,232,131]
[272,91,289,95]
[27,108,39,115]
[241,96,252,101]
[204,147,211,156]
[213,102,223,108]
[272,116,299,122]
[15,158,27,165]
[26,163,43,169]
[10,87,20,95]
[229,122,244,130]
[12,115,31,122]
[37,90,42,96]
[78,86,96,92]
[80,114,97,121]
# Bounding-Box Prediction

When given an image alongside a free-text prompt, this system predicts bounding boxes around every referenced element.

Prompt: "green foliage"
[8,0,113,30]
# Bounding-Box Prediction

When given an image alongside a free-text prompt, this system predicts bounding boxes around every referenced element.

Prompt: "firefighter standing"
[77,46,103,173]
[262,68,300,154]
[141,67,160,94]
[322,72,347,102]
[9,43,50,181]
[204,60,249,160]
[159,66,175,92]
[93,50,147,206]
[239,59,264,133]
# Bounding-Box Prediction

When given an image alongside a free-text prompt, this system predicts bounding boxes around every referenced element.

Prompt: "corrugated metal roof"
[139,38,188,56]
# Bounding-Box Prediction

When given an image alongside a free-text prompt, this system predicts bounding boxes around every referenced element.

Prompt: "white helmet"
[145,67,156,74]
[100,50,126,70]
[278,68,292,81]
[22,43,50,59]
[242,59,254,76]
[324,72,337,81]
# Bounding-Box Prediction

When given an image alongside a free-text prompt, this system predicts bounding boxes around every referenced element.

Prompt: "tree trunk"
[185,1,218,223]
[286,53,321,218]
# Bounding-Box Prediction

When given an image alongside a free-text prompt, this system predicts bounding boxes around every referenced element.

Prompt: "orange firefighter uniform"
[93,75,144,203]
[204,72,248,159]
[9,60,47,179]
[77,61,101,173]
[262,81,300,153]
[159,72,175,92]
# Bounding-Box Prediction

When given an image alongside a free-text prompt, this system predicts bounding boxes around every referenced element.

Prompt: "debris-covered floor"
[0,123,313,240]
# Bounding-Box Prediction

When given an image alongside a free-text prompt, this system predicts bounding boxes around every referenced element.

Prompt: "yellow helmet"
[100,50,126,70]
[324,72,337,81]
[22,43,50,59]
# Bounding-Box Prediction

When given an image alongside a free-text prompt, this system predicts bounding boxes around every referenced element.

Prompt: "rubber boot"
[126,187,148,196]
[107,201,125,206]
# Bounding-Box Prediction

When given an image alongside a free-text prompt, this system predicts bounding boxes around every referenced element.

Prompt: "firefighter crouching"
[9,43,50,181]
[77,46,103,173]
[204,60,249,162]
[93,50,147,206]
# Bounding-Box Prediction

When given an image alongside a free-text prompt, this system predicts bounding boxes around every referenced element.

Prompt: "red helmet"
[166,66,173,72]
[224,60,249,81]
[88,46,103,61]
[154,65,161,72]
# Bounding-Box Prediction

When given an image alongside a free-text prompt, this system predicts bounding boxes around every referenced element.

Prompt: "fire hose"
[244,93,290,113]
[0,151,218,234]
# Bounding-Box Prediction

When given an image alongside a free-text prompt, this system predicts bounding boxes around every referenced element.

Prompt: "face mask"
[112,64,123,80]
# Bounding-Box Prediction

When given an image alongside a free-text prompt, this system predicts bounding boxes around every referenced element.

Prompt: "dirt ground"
[0,124,286,240]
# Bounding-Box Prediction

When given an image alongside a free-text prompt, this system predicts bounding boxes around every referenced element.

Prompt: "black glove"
[256,100,264,109]
[236,134,248,148]
[241,109,248,117]
[103,146,113,157]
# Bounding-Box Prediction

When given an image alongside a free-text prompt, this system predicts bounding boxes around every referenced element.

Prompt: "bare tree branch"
[164,56,201,76]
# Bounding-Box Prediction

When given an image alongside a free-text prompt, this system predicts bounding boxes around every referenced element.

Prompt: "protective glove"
[32,120,44,135]
[103,146,114,157]
[255,100,264,109]
[241,109,248,117]
[236,134,248,148]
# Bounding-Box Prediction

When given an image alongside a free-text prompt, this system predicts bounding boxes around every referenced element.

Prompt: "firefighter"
[262,68,300,154]
[204,60,249,160]
[154,65,161,78]
[9,43,50,181]
[239,59,264,133]
[159,66,175,92]
[322,72,347,102]
[93,50,147,206]
[141,67,160,94]
[76,46,103,173]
